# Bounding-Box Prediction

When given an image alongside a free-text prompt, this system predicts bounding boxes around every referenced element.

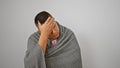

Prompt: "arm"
[38,34,48,55]
[37,17,55,55]
[24,17,55,68]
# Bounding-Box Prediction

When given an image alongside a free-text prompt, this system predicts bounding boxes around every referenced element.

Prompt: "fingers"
[45,17,51,24]
[51,21,55,28]
[45,17,55,29]
[45,17,54,24]
[43,17,55,31]
[47,18,54,25]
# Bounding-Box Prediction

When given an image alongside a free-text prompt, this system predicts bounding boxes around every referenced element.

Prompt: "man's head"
[35,11,52,26]
[34,11,60,40]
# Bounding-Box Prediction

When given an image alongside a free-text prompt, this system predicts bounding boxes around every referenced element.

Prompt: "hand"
[38,17,55,38]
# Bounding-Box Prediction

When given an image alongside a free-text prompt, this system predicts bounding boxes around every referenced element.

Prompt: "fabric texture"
[24,22,82,68]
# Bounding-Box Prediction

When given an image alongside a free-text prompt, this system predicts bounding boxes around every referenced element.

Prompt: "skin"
[37,17,60,54]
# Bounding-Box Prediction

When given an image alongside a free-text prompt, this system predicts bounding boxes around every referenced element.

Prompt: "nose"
[51,31,53,34]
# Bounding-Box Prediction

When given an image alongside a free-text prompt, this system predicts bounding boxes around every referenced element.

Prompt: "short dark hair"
[34,11,52,26]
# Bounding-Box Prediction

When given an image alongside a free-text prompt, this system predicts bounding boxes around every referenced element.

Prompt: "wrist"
[41,33,49,39]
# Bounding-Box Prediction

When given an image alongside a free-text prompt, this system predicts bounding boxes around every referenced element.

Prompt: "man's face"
[48,21,59,40]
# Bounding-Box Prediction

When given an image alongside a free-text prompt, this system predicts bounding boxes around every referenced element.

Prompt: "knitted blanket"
[24,23,82,68]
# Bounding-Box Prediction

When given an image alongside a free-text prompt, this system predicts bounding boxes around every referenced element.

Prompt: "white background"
[0,0,120,68]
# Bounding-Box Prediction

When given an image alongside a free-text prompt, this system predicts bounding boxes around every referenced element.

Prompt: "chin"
[49,32,59,40]
[49,37,56,40]
[49,35,58,40]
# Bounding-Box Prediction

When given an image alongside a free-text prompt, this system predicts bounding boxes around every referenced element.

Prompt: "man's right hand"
[38,17,55,38]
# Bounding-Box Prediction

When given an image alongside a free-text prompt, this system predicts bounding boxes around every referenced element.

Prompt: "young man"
[24,11,82,68]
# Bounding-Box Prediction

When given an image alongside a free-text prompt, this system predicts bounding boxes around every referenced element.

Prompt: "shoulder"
[57,21,74,35]
[28,31,40,41]
[60,24,74,35]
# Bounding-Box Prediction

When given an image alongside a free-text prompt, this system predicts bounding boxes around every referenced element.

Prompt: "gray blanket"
[24,23,82,68]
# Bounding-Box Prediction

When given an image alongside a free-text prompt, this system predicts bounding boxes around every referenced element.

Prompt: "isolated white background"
[0,0,120,68]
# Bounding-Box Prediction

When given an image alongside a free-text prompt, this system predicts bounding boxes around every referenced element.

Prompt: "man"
[24,11,82,68]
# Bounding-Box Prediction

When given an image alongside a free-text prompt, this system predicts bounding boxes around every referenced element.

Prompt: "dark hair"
[34,11,52,26]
